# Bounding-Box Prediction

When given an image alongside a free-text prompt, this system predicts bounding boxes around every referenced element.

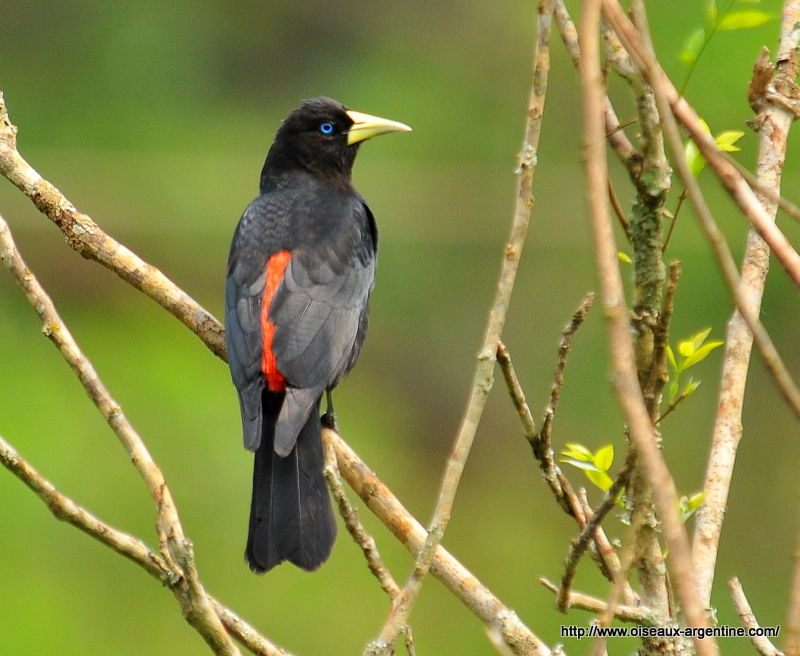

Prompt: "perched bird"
[225,97,410,573]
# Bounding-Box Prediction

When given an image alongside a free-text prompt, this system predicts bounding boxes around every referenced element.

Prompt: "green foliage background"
[0,1,797,654]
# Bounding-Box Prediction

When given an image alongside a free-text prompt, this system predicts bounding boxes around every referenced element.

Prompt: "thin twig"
[579,3,717,656]
[539,292,596,459]
[576,490,634,605]
[365,2,557,652]
[0,92,226,360]
[594,498,657,644]
[0,213,239,655]
[553,0,642,176]
[500,292,632,598]
[728,154,800,225]
[656,389,694,425]
[694,0,800,608]
[601,0,800,292]
[498,296,630,591]
[0,433,169,580]
[556,453,634,612]
[496,340,538,442]
[729,577,785,656]
[0,433,290,656]
[604,0,800,449]
[661,191,686,254]
[322,442,401,600]
[539,578,652,624]
[497,293,594,516]
[607,179,630,239]
[498,327,630,595]
[645,260,681,416]
[322,445,418,655]
[325,428,548,656]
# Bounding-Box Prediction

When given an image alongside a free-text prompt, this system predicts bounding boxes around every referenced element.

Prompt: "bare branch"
[579,3,717,655]
[694,1,800,607]
[322,442,401,600]
[538,292,596,463]
[366,1,557,651]
[497,289,594,518]
[557,455,633,613]
[553,0,642,176]
[496,341,538,441]
[325,428,549,656]
[539,578,652,624]
[0,92,225,360]
[499,309,636,604]
[729,577,785,656]
[0,212,238,655]
[607,179,630,239]
[0,433,168,579]
[0,433,291,656]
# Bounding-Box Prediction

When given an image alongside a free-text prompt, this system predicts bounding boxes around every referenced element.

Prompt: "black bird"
[225,97,410,573]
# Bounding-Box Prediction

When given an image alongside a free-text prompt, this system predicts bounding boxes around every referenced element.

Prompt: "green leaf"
[691,327,713,351]
[666,344,678,372]
[680,27,707,65]
[680,491,706,521]
[683,378,702,397]
[561,443,594,461]
[678,336,696,358]
[586,469,614,491]
[669,378,680,403]
[594,444,615,472]
[685,120,711,176]
[715,130,745,152]
[684,139,706,177]
[705,0,717,23]
[618,251,632,263]
[687,491,706,510]
[716,10,772,31]
[682,339,724,369]
[561,457,601,472]
[696,119,713,136]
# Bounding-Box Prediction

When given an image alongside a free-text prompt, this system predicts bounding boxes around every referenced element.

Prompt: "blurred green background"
[0,1,797,654]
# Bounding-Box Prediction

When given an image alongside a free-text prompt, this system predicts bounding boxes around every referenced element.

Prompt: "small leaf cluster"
[561,443,614,491]
[560,443,705,524]
[667,327,724,403]
[681,0,772,67]
[680,492,706,522]
[684,119,744,177]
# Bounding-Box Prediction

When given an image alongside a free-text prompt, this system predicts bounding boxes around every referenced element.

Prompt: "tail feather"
[245,394,336,573]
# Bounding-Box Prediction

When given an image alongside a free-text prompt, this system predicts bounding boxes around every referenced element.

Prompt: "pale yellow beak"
[345,110,412,146]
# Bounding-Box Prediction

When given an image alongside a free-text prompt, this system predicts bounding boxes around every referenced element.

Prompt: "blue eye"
[319,122,335,134]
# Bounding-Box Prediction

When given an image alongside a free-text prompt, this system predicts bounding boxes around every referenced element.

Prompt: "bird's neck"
[260,160,353,194]
[260,140,357,193]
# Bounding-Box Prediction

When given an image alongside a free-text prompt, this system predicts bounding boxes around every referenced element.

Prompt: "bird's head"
[262,97,411,188]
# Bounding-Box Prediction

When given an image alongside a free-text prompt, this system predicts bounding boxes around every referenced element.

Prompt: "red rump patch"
[261,250,292,392]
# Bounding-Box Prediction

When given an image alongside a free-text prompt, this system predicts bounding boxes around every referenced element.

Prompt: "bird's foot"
[322,390,339,432]
[321,409,339,432]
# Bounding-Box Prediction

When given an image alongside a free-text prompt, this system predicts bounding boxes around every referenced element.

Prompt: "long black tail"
[245,395,337,573]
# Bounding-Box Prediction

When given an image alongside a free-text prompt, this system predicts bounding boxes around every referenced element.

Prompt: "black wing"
[225,196,281,451]
[226,191,376,454]
[269,239,375,455]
